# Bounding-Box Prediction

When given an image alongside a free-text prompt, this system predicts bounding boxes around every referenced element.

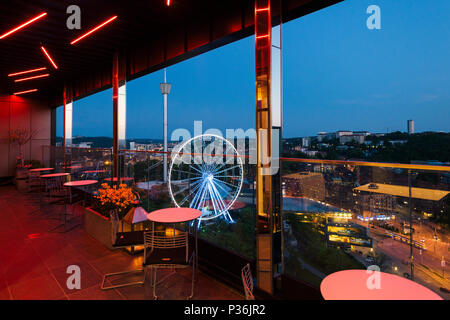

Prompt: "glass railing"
[118,148,257,260]
[40,145,448,297]
[41,145,113,180]
[280,158,450,298]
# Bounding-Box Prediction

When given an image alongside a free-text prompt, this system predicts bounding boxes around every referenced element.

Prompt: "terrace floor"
[0,185,243,300]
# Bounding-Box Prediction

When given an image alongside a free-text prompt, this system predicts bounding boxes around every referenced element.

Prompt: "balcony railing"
[41,145,449,298]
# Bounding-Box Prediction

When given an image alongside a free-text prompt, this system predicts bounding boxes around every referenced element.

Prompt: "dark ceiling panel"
[0,0,342,105]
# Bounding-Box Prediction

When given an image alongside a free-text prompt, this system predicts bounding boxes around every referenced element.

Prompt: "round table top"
[104,177,134,182]
[83,170,108,174]
[29,167,54,172]
[147,207,202,223]
[64,180,98,187]
[320,269,443,300]
[40,173,70,178]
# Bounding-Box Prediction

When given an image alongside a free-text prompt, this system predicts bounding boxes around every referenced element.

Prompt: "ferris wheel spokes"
[168,134,244,225]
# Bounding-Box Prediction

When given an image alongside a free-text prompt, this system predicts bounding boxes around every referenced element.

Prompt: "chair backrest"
[45,176,67,196]
[144,230,189,263]
[241,263,255,300]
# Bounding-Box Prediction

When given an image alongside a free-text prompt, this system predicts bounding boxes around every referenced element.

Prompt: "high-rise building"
[407,120,414,134]
[302,137,311,147]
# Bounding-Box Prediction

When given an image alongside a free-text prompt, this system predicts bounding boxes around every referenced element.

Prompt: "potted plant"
[2,128,39,190]
[6,128,39,168]
[84,183,137,249]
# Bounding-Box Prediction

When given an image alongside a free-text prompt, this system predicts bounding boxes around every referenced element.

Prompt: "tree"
[4,128,39,167]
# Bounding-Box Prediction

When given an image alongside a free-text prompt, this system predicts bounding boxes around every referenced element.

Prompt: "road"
[364,224,449,299]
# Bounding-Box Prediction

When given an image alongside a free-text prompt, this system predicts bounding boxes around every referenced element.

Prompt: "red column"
[112,53,119,178]
[255,0,274,294]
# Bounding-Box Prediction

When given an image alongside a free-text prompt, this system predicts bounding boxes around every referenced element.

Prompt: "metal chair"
[42,175,69,220]
[27,171,45,212]
[143,229,195,300]
[241,263,255,300]
[101,211,146,290]
[27,171,42,192]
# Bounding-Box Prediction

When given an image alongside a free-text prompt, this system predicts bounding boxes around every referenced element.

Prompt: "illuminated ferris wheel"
[168,134,244,224]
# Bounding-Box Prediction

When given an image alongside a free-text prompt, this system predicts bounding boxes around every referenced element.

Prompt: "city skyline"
[57,0,450,138]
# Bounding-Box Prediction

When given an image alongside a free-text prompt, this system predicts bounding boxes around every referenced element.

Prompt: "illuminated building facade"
[282,172,326,201]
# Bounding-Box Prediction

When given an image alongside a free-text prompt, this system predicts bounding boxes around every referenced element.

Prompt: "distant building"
[317,132,327,142]
[339,134,365,145]
[407,120,414,134]
[134,143,154,151]
[353,131,370,136]
[130,141,136,150]
[305,150,319,157]
[302,137,311,147]
[335,130,353,139]
[282,172,326,201]
[72,142,92,148]
[372,133,386,137]
[293,146,306,152]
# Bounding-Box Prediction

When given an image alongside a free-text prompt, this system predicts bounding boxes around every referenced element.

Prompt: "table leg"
[49,186,80,233]
[195,219,199,282]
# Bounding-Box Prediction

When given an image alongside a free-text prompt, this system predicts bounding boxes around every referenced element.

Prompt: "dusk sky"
[57,0,450,139]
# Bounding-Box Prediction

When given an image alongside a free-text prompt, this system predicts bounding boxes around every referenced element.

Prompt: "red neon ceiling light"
[70,15,118,45]
[40,46,58,69]
[167,0,171,6]
[8,67,47,77]
[0,12,47,39]
[13,89,38,95]
[14,73,50,82]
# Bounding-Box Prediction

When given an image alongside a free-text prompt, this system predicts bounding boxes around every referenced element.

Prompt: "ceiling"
[0,0,341,105]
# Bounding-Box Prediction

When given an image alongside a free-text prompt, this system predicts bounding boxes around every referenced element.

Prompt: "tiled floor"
[0,185,243,300]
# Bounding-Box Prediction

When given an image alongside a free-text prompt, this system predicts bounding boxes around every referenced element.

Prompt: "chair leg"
[188,252,195,300]
[101,269,146,290]
[152,267,158,300]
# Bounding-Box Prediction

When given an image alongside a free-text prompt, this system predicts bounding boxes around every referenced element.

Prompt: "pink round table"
[147,207,202,223]
[320,269,443,300]
[147,207,202,278]
[83,170,108,174]
[40,173,70,178]
[64,180,98,187]
[29,167,54,172]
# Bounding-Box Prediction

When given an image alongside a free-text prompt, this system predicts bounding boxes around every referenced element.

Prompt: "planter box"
[14,168,29,192]
[83,207,113,250]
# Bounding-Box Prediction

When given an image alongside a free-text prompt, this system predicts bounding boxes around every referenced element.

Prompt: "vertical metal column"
[408,169,414,280]
[271,19,283,275]
[118,82,127,150]
[63,85,73,168]
[112,52,126,179]
[160,69,171,183]
[255,0,275,295]
[112,53,119,178]
[63,86,66,152]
